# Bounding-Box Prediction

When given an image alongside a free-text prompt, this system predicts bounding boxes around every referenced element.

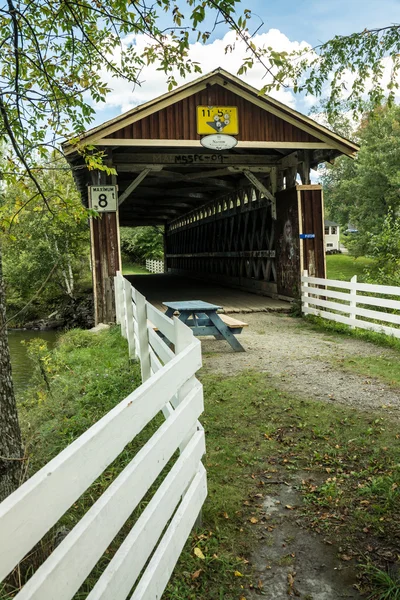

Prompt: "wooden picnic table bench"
[162,300,247,352]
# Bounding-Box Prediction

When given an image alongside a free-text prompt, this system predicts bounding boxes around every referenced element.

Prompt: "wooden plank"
[146,302,175,343]
[14,386,204,600]
[302,285,400,311]
[135,290,151,382]
[87,431,205,600]
[353,294,400,311]
[354,305,400,326]
[219,314,248,328]
[304,295,353,314]
[0,340,201,581]
[166,251,276,258]
[353,281,400,296]
[303,306,400,338]
[148,327,175,364]
[117,169,152,206]
[96,139,332,149]
[113,153,278,166]
[243,170,275,202]
[123,278,136,358]
[131,465,207,600]
[302,276,353,290]
[304,276,400,297]
[301,286,350,303]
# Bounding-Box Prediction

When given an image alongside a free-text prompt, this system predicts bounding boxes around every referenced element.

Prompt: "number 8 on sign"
[98,194,108,208]
[89,186,117,212]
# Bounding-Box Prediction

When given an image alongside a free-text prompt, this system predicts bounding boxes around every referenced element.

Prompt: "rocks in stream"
[22,293,95,331]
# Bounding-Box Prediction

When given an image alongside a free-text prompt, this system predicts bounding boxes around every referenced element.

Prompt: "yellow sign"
[197,106,238,135]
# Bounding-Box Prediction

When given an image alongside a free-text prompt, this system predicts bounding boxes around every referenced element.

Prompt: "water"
[7,330,59,394]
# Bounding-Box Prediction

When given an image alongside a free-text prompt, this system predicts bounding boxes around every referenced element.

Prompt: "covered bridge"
[64,68,358,324]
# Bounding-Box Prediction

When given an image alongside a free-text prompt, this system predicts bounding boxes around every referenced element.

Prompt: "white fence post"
[350,275,357,329]
[302,270,309,312]
[114,272,122,326]
[135,291,152,382]
[114,274,120,325]
[146,259,164,274]
[0,271,206,600]
[123,278,136,359]
[174,317,203,529]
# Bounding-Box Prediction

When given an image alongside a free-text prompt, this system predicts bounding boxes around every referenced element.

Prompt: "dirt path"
[201,313,400,599]
[202,312,400,412]
[247,471,362,600]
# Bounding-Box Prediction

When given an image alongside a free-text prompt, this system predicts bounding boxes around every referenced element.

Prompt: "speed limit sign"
[89,186,117,212]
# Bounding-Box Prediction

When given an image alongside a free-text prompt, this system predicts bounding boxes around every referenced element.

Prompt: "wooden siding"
[275,187,301,298]
[299,187,326,279]
[105,85,320,143]
[90,212,120,324]
[165,185,277,296]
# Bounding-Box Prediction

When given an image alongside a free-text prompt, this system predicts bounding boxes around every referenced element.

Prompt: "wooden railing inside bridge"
[0,272,206,599]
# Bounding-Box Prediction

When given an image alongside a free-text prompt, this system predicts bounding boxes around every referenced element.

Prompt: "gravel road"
[201,312,400,412]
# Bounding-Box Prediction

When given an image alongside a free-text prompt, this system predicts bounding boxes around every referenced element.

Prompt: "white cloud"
[93,28,313,116]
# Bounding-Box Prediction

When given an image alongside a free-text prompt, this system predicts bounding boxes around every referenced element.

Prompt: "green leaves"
[265,25,400,118]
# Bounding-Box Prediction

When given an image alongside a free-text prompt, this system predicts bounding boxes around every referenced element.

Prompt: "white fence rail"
[0,272,206,600]
[302,270,400,338]
[146,259,164,274]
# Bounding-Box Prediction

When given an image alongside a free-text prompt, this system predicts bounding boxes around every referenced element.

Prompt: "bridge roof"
[64,68,359,226]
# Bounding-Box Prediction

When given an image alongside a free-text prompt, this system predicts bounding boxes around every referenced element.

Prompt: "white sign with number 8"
[89,186,117,212]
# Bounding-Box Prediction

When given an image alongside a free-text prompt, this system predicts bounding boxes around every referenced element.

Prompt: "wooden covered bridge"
[64,68,358,323]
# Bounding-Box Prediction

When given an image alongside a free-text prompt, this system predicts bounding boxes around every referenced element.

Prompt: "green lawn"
[121,260,150,275]
[326,254,378,282]
[4,329,400,599]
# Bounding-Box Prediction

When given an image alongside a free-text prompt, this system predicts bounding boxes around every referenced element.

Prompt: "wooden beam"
[228,166,272,174]
[89,170,120,325]
[298,150,311,185]
[242,169,274,203]
[243,169,276,219]
[113,152,279,166]
[121,199,195,208]
[285,166,298,188]
[97,139,333,150]
[119,168,236,190]
[279,152,298,169]
[120,219,169,226]
[118,168,152,206]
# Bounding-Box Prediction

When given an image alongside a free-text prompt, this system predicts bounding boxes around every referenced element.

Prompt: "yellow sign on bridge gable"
[197,106,238,135]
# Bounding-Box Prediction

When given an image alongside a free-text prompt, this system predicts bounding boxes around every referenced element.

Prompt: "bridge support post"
[90,169,121,325]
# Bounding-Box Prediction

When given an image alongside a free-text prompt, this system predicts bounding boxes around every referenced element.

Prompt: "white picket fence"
[145,259,164,274]
[302,270,400,338]
[0,272,206,600]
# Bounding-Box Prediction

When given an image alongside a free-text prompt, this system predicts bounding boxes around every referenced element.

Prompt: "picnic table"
[163,300,245,352]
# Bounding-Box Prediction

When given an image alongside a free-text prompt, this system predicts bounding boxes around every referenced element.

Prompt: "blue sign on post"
[299,233,315,239]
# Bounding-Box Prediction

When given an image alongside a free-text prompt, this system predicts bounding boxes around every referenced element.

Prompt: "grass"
[326,254,378,282]
[337,355,400,389]
[303,314,400,352]
[121,259,150,275]
[361,563,400,600]
[3,332,400,598]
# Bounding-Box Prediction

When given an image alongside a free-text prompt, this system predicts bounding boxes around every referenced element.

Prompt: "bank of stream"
[8,329,59,394]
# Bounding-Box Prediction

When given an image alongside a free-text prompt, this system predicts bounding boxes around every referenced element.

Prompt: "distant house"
[324,220,340,252]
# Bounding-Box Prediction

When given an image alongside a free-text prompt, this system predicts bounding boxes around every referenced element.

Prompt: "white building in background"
[324,220,340,252]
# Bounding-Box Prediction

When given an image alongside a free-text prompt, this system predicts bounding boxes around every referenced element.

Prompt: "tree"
[0,0,399,501]
[265,25,400,116]
[320,103,400,258]
[2,157,90,323]
[0,0,265,501]
[120,227,164,264]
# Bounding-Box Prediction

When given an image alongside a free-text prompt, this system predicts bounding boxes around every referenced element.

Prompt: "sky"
[90,0,400,127]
